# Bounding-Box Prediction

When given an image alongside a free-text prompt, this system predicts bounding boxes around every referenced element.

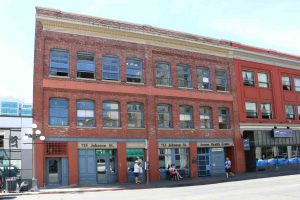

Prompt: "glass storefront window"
[158,148,189,170]
[126,149,144,172]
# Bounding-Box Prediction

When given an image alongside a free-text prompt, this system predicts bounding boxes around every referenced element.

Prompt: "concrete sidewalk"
[1,169,300,197]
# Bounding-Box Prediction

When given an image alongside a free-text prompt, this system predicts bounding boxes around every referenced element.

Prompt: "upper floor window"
[156,62,171,86]
[0,135,3,148]
[200,106,212,129]
[126,58,143,83]
[245,102,258,118]
[77,100,95,127]
[294,78,300,92]
[179,105,193,129]
[282,76,292,91]
[297,106,300,120]
[285,105,295,120]
[242,70,255,86]
[216,70,228,91]
[258,72,269,88]
[128,103,144,128]
[102,55,120,81]
[50,49,69,77]
[103,102,120,127]
[218,108,230,129]
[49,98,68,126]
[157,104,172,128]
[197,67,211,89]
[177,65,192,88]
[77,52,95,79]
[261,103,272,119]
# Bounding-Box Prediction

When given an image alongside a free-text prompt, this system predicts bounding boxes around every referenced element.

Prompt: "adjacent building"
[33,7,245,187]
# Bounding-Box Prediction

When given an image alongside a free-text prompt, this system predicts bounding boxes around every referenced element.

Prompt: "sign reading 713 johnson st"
[78,142,117,149]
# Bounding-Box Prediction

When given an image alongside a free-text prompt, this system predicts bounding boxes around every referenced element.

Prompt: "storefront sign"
[243,138,250,151]
[126,142,146,148]
[211,148,223,152]
[158,142,189,148]
[273,129,294,138]
[197,141,234,147]
[78,142,117,149]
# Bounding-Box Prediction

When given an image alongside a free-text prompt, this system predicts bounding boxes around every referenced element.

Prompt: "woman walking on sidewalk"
[225,157,235,178]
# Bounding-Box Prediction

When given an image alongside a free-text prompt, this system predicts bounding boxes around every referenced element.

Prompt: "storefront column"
[189,142,198,178]
[68,142,78,185]
[149,137,159,181]
[36,139,45,187]
[117,142,127,183]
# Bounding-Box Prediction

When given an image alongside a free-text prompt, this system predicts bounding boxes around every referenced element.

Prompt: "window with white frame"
[245,102,258,118]
[77,52,95,79]
[177,65,192,88]
[128,103,144,128]
[157,104,172,128]
[218,108,230,129]
[258,72,269,88]
[156,62,171,86]
[294,78,300,92]
[261,103,272,119]
[242,70,255,86]
[179,105,193,129]
[50,49,69,76]
[77,100,95,127]
[282,76,292,91]
[216,70,228,91]
[285,105,295,120]
[126,58,143,83]
[200,107,212,129]
[102,55,120,81]
[197,67,211,89]
[103,102,120,127]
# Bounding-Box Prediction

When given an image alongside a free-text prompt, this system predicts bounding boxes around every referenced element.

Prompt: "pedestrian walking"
[225,157,235,178]
[134,160,141,184]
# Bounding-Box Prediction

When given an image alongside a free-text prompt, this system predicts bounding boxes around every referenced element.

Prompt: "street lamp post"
[23,123,45,192]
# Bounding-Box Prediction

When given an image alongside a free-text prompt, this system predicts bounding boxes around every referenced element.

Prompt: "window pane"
[128,103,144,128]
[103,102,120,127]
[157,104,172,128]
[219,108,229,129]
[50,49,69,76]
[258,73,269,88]
[126,59,143,83]
[242,71,255,86]
[245,102,257,118]
[77,100,95,127]
[285,105,295,120]
[197,67,210,89]
[216,70,228,91]
[49,98,68,126]
[295,78,300,91]
[200,107,212,129]
[179,105,193,129]
[282,76,291,91]
[102,56,120,81]
[156,62,171,86]
[77,52,95,79]
[261,103,272,119]
[177,65,192,88]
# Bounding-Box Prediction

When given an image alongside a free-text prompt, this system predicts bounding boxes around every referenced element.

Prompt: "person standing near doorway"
[225,157,235,178]
[134,160,141,184]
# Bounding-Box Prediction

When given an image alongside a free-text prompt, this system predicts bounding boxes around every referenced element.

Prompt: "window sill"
[180,129,195,130]
[198,88,213,92]
[76,126,97,129]
[178,87,193,90]
[126,82,145,85]
[76,77,96,81]
[199,128,214,131]
[156,84,173,88]
[103,127,122,129]
[219,128,232,130]
[48,125,70,128]
[216,90,230,93]
[48,75,70,79]
[127,128,146,130]
[102,79,121,83]
[158,128,174,130]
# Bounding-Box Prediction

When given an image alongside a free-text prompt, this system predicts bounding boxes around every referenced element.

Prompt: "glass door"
[197,148,211,176]
[96,156,107,183]
[47,158,61,185]
[96,150,117,183]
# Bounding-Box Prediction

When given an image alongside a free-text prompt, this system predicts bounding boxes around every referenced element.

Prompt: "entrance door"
[47,158,61,185]
[197,148,211,176]
[210,148,225,174]
[96,150,117,183]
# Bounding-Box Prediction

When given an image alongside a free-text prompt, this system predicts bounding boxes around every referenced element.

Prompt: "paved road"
[10,174,300,200]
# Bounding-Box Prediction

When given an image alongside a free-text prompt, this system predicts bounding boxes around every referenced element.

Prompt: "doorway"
[46,158,61,185]
[95,150,117,183]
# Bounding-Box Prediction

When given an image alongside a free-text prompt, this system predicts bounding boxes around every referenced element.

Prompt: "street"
[8,174,300,200]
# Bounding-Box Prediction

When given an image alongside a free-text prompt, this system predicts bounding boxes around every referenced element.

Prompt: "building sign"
[211,148,223,152]
[273,129,294,138]
[243,138,250,151]
[126,142,146,149]
[78,142,117,149]
[158,142,189,148]
[197,141,234,147]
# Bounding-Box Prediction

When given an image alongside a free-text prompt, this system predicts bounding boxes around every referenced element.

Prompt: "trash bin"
[6,177,17,193]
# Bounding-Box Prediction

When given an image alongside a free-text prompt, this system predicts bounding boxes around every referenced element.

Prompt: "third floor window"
[294,78,300,92]
[216,70,228,91]
[242,70,255,86]
[126,58,143,83]
[77,52,95,79]
[282,76,292,91]
[258,72,269,88]
[156,62,171,86]
[50,49,69,77]
[102,55,120,81]
[177,65,192,88]
[197,67,211,90]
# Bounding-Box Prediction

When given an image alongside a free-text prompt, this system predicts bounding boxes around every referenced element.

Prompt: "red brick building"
[33,8,247,187]
[231,43,300,172]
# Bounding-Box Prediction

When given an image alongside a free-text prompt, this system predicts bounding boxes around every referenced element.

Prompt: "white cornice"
[239,123,300,130]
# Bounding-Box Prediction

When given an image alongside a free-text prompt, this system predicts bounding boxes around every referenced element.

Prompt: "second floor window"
[128,103,144,128]
[102,55,120,81]
[242,70,255,86]
[282,76,292,91]
[50,49,69,77]
[179,105,193,129]
[197,67,211,89]
[156,62,171,86]
[157,104,172,128]
[177,65,192,88]
[294,78,300,92]
[77,100,95,127]
[285,105,295,120]
[200,107,212,129]
[126,58,143,83]
[258,72,269,88]
[77,52,95,79]
[261,103,272,119]
[49,98,68,126]
[245,102,258,118]
[103,102,120,127]
[216,70,228,91]
[219,108,230,129]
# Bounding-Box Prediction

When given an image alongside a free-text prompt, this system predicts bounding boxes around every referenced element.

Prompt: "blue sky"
[0,0,300,103]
